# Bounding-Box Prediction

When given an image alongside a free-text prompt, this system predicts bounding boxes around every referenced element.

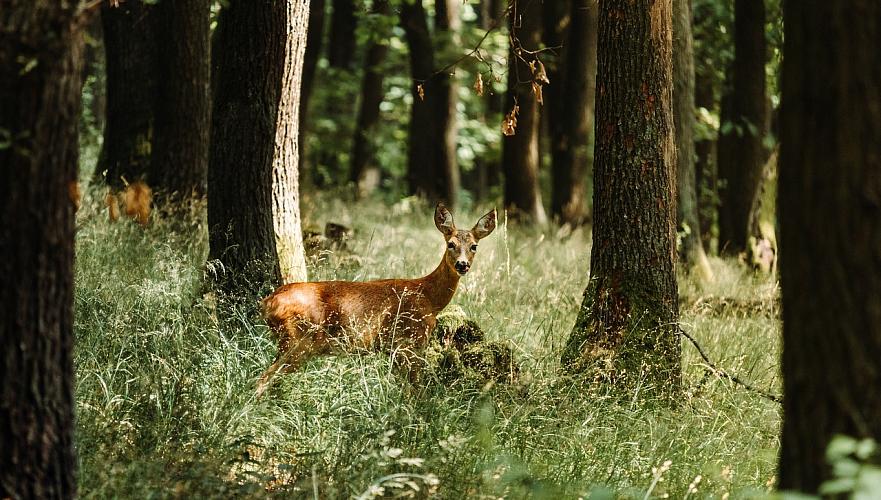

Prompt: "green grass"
[74,191,781,498]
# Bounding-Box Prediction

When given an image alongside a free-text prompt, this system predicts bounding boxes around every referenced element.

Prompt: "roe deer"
[256,203,497,396]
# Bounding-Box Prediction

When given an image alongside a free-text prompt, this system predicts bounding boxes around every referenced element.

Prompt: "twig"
[677,325,782,404]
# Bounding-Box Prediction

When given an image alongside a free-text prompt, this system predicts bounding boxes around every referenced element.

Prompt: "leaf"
[827,435,858,462]
[416,83,425,101]
[531,81,544,105]
[473,73,484,97]
[501,105,519,136]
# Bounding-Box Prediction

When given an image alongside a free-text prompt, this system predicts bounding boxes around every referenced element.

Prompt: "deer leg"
[256,322,324,398]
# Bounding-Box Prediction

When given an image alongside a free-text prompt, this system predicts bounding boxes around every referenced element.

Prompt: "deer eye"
[470,245,478,252]
[447,242,456,250]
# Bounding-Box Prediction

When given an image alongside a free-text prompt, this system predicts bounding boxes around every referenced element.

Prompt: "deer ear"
[434,203,455,235]
[472,208,497,240]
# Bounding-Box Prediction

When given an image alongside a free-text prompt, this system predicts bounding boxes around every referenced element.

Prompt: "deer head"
[434,203,497,276]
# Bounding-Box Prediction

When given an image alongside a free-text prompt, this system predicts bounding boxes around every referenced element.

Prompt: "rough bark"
[298,0,326,181]
[501,0,547,223]
[548,0,598,226]
[0,2,82,497]
[400,0,452,203]
[351,0,391,196]
[778,0,881,492]
[209,0,287,296]
[561,0,680,390]
[716,0,766,256]
[673,0,713,280]
[327,0,356,69]
[152,0,211,201]
[98,0,158,188]
[434,0,461,206]
[273,0,310,285]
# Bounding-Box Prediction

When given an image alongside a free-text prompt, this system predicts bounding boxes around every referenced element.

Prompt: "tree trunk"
[273,0,311,285]
[694,61,717,254]
[98,0,158,188]
[351,0,391,197]
[0,2,82,497]
[716,0,766,256]
[152,0,211,201]
[298,0,326,183]
[327,0,356,69]
[561,0,679,391]
[777,0,881,492]
[400,0,449,202]
[548,0,598,226]
[501,0,547,223]
[673,0,713,280]
[434,0,461,207]
[209,0,290,296]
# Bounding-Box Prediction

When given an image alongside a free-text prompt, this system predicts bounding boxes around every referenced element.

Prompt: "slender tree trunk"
[502,0,547,223]
[298,0,326,182]
[209,0,288,296]
[0,2,82,496]
[717,0,766,256]
[548,0,598,226]
[434,0,461,207]
[561,0,679,391]
[152,0,211,201]
[694,63,717,254]
[778,0,881,492]
[673,0,713,280]
[470,0,505,201]
[98,0,158,188]
[351,0,391,197]
[273,0,311,285]
[327,0,356,69]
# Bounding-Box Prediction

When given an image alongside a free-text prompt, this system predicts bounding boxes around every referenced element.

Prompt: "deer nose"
[455,261,470,274]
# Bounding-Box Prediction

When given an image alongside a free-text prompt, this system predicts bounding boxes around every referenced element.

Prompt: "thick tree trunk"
[327,0,356,69]
[778,0,881,492]
[273,0,311,285]
[548,0,598,226]
[0,2,82,497]
[673,0,713,280]
[716,0,766,256]
[501,0,547,223]
[98,0,158,188]
[351,0,391,196]
[561,0,679,390]
[209,0,288,296]
[152,0,211,201]
[298,0,326,181]
[434,0,461,207]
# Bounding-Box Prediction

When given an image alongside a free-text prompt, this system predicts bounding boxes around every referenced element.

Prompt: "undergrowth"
[74,190,781,498]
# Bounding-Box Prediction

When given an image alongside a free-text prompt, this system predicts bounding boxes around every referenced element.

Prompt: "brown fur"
[106,181,152,226]
[256,204,497,396]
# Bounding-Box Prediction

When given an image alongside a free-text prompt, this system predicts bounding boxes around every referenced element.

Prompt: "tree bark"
[327,0,356,69]
[298,0,326,182]
[561,0,679,390]
[0,2,82,497]
[351,0,391,197]
[778,0,881,492]
[152,0,211,201]
[716,0,766,256]
[673,0,713,280]
[209,0,290,296]
[273,0,311,285]
[98,0,158,188]
[434,0,461,207]
[548,0,598,226]
[501,0,547,223]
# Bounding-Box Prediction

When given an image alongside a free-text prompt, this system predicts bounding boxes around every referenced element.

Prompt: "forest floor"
[73,191,781,498]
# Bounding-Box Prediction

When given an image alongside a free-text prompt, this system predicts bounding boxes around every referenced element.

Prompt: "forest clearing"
[3,0,880,498]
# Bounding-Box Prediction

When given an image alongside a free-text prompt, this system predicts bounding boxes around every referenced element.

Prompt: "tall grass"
[74,190,781,498]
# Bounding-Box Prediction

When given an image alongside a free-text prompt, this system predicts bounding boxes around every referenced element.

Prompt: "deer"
[255,203,497,396]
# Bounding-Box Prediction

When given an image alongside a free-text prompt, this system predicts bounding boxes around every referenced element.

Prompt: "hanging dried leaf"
[417,83,425,101]
[474,73,484,97]
[531,81,544,105]
[501,105,519,136]
[533,59,550,85]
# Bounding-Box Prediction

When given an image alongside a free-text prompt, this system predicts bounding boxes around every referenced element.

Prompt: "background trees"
[0,1,83,496]
[561,0,679,388]
[778,0,881,492]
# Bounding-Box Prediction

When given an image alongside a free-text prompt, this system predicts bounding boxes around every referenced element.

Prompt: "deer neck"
[418,253,461,313]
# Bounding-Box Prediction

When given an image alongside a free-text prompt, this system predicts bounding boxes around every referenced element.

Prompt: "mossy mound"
[426,307,520,385]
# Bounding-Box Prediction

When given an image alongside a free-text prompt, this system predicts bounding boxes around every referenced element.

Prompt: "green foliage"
[74,191,783,498]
